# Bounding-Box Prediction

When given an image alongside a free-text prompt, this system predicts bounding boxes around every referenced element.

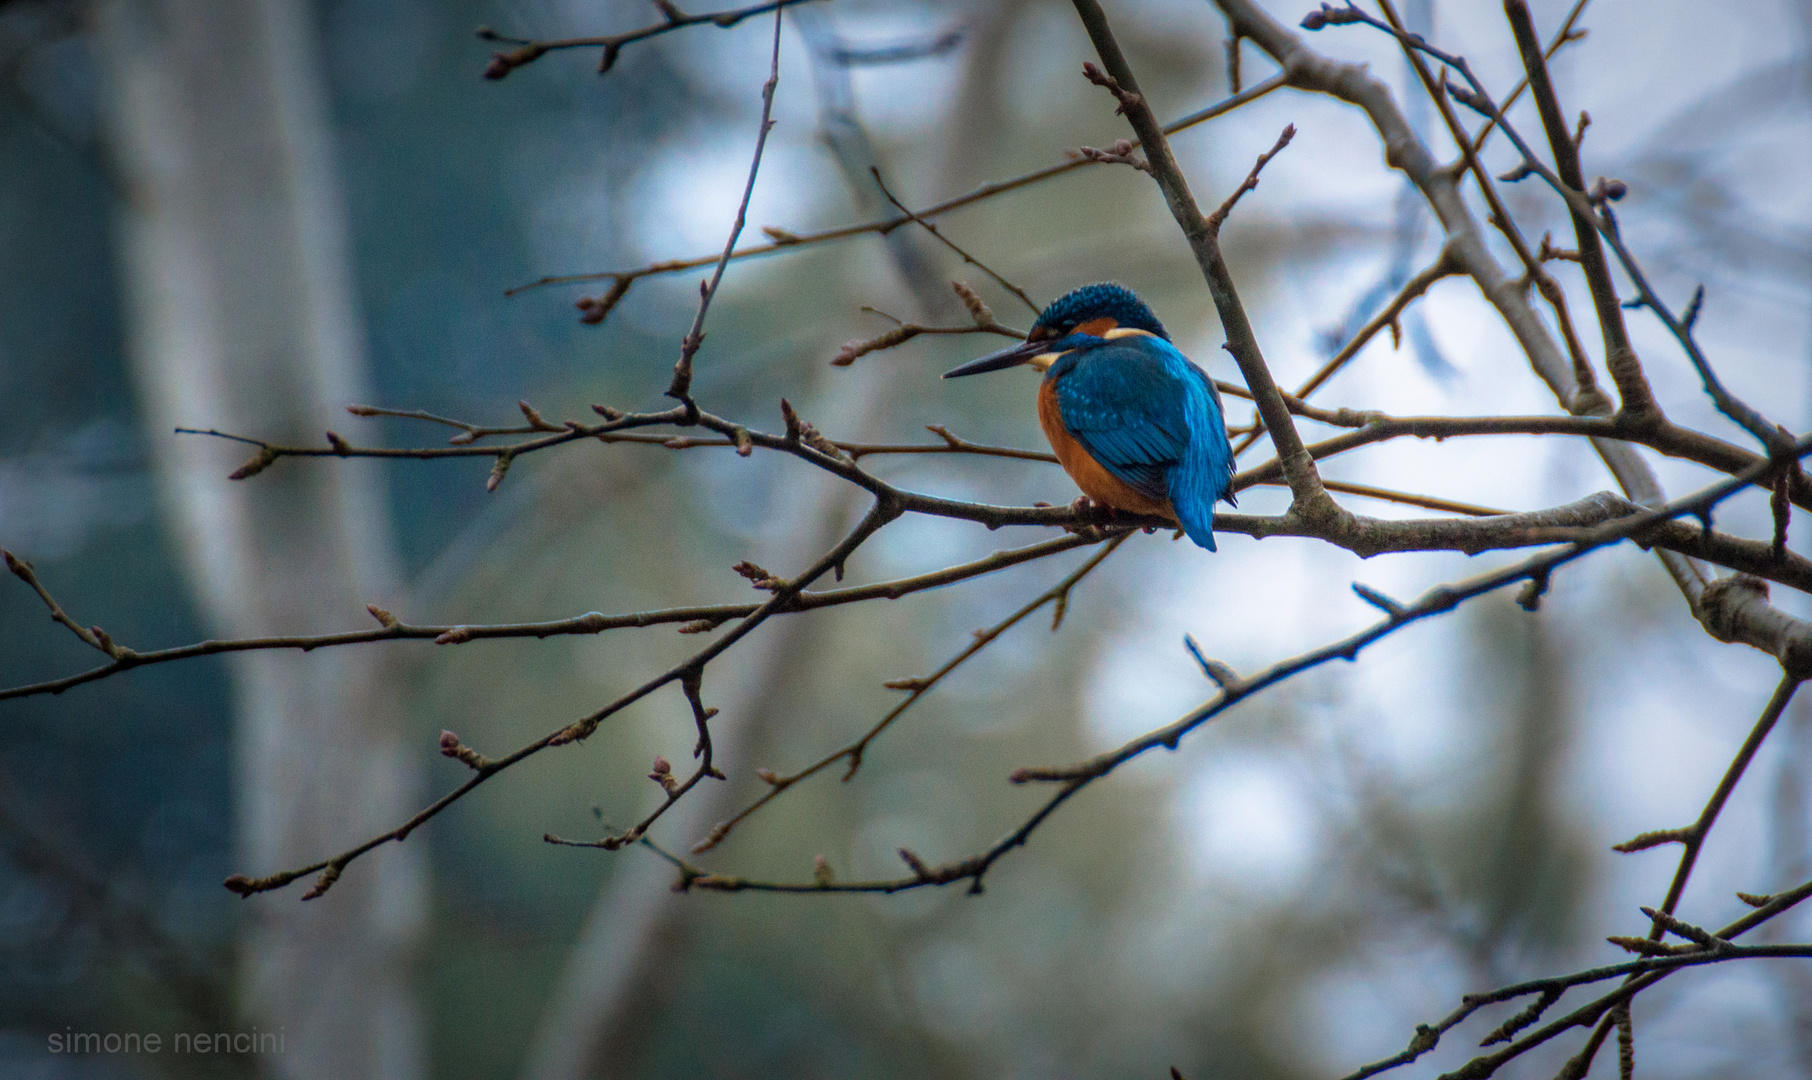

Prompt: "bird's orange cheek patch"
[1075,317,1117,338]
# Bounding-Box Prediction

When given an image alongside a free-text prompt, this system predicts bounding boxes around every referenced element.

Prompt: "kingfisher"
[943,283,1234,550]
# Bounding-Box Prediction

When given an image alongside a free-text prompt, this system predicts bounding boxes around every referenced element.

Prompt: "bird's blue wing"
[1053,335,1233,550]
[1052,338,1194,501]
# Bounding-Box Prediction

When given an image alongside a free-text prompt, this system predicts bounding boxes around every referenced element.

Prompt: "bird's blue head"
[1029,282,1169,342]
[944,282,1168,379]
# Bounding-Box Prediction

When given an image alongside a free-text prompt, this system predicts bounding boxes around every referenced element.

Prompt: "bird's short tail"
[1167,436,1233,552]
[1169,484,1219,550]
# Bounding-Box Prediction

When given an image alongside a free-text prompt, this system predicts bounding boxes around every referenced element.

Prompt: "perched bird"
[943,283,1234,550]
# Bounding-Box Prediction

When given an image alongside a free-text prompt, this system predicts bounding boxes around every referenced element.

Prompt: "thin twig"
[667,5,785,407]
[548,670,728,850]
[1340,940,1812,1080]
[220,498,904,900]
[1228,241,1459,459]
[869,168,1040,316]
[478,0,820,79]
[516,76,1290,312]
[0,533,1099,700]
[1502,0,1658,419]
[690,535,1128,853]
[832,304,1025,366]
[1309,479,1500,517]
[1342,0,1789,457]
[1633,675,1804,924]
[1353,673,1804,1080]
[3,549,129,661]
[1560,674,1810,1076]
[1205,124,1295,232]
[1369,0,1612,420]
[344,403,537,444]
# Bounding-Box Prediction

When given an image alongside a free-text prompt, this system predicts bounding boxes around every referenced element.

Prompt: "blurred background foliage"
[2,0,1811,1077]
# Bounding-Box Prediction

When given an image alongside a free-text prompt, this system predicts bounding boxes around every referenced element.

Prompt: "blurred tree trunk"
[93,2,425,1078]
[519,18,951,1075]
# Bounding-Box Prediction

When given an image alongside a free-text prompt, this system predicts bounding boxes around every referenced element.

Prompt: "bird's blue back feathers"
[1050,335,1234,550]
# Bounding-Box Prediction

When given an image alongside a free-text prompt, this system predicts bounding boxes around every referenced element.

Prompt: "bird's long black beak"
[942,338,1049,379]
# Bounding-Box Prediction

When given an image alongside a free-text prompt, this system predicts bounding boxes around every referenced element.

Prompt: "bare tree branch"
[477,0,820,80]
[520,76,1290,319]
[626,442,1812,899]
[1070,0,1345,534]
[1502,0,1658,419]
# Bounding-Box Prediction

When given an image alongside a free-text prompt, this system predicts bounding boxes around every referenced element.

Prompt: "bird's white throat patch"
[1028,327,1154,371]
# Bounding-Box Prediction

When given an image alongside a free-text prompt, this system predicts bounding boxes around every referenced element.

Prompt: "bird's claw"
[1064,496,1112,540]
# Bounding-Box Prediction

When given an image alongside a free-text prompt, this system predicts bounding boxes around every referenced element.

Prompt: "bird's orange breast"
[1037,378,1175,519]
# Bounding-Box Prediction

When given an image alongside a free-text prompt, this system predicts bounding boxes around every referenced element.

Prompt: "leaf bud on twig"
[439,730,491,770]
[732,561,785,591]
[1589,176,1628,204]
[519,400,559,431]
[1442,78,1490,116]
[1606,935,1676,957]
[1300,3,1365,30]
[228,446,278,481]
[484,43,547,81]
[1610,827,1691,853]
[692,822,731,854]
[1080,62,1139,115]
[486,453,513,493]
[952,281,995,327]
[301,863,342,901]
[833,325,917,366]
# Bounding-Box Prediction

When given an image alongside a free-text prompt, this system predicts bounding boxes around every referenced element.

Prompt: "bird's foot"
[1064,496,1112,541]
